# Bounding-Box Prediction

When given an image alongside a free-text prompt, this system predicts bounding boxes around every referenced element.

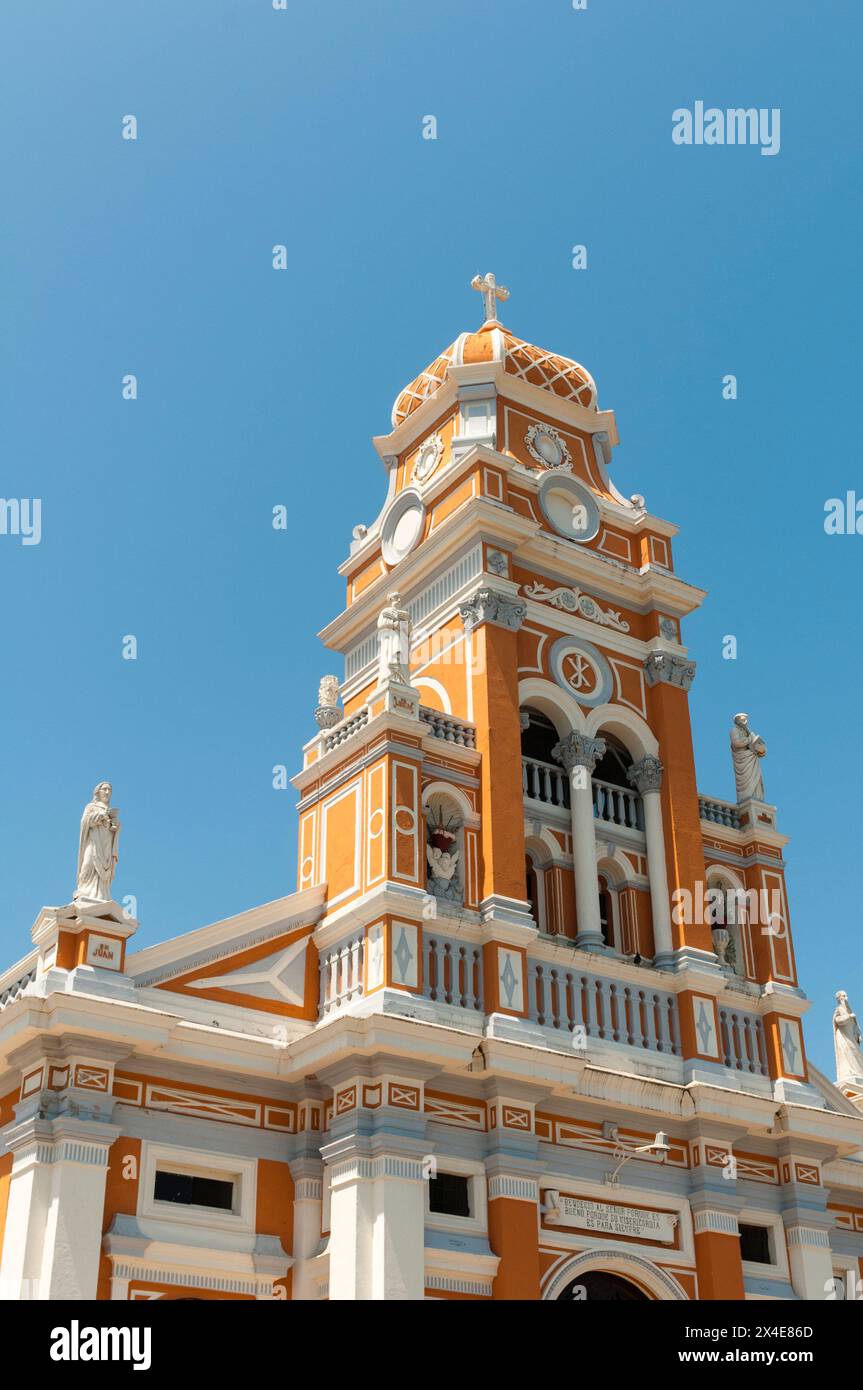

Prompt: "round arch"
[414,677,452,715]
[422,780,478,827]
[542,1248,688,1302]
[518,678,586,738]
[524,828,560,867]
[585,704,659,761]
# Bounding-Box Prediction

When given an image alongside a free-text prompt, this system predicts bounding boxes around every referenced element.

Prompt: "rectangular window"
[461,401,492,437]
[154,1169,235,1212]
[739,1223,771,1265]
[429,1171,471,1218]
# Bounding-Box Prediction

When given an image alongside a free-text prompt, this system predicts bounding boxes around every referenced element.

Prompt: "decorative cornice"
[459,586,526,633]
[627,755,664,796]
[552,732,606,774]
[644,651,696,691]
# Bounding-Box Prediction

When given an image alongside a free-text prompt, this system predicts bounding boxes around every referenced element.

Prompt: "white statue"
[427,843,460,884]
[834,991,863,1085]
[376,591,412,685]
[730,713,766,802]
[74,781,120,903]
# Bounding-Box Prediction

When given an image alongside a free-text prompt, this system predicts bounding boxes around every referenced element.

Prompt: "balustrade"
[319,932,365,1015]
[424,936,482,1010]
[527,961,680,1056]
[718,1006,768,1076]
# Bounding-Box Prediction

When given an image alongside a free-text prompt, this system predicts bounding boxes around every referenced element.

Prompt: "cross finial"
[471,272,510,325]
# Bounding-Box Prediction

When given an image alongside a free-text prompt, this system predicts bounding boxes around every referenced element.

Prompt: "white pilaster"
[324,1142,426,1301]
[784,1223,834,1301]
[289,1163,324,1301]
[0,1115,119,1300]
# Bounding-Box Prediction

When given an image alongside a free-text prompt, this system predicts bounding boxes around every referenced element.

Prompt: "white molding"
[138,1140,257,1235]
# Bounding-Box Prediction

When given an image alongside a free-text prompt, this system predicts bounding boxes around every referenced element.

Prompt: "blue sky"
[1,0,859,1077]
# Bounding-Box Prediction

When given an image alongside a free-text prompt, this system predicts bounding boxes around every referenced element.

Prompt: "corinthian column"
[627,755,674,966]
[552,732,606,951]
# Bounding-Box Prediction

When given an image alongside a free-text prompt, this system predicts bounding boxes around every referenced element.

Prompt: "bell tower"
[287,275,830,1298]
[296,273,811,1095]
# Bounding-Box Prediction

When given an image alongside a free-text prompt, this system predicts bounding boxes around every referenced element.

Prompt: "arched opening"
[597,873,614,949]
[424,789,466,908]
[525,853,542,930]
[521,707,570,808]
[705,869,747,977]
[558,1270,649,1301]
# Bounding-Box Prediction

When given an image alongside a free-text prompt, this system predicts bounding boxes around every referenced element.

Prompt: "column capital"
[459,586,526,633]
[691,1208,740,1238]
[627,755,664,795]
[3,1111,120,1168]
[644,651,696,691]
[552,731,606,774]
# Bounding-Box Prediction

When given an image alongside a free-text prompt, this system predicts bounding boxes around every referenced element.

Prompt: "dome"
[391,319,598,429]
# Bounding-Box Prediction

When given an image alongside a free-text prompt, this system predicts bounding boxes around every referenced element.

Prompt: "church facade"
[2,277,863,1302]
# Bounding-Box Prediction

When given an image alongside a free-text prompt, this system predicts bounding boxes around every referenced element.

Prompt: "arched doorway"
[542,1250,688,1301]
[558,1270,648,1301]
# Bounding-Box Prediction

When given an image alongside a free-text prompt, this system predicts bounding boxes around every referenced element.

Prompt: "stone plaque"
[547,1194,677,1244]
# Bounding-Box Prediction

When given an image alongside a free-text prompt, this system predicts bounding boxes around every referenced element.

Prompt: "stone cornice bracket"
[627,755,664,795]
[644,651,696,691]
[552,732,606,774]
[459,586,526,633]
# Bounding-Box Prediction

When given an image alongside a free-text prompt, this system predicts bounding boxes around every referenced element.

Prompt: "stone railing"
[718,1006,768,1077]
[424,935,483,1010]
[593,777,643,832]
[699,795,741,830]
[319,931,365,1015]
[523,755,569,807]
[323,707,369,753]
[526,961,680,1056]
[0,966,36,1013]
[522,758,644,833]
[419,707,476,750]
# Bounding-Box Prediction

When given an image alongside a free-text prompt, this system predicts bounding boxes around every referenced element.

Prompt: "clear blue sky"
[1,0,859,1077]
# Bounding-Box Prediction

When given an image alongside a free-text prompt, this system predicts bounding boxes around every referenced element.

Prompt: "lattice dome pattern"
[391,324,597,428]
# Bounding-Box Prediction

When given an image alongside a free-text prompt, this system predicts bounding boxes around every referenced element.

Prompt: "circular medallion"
[550,636,613,707]
[381,490,425,567]
[537,472,600,543]
[525,423,572,470]
[412,432,443,483]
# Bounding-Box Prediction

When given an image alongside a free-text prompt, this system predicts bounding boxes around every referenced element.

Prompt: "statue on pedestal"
[74,781,120,904]
[377,592,413,685]
[730,713,766,802]
[834,991,863,1085]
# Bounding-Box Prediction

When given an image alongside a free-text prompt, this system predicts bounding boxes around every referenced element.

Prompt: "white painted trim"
[138,1140,257,1235]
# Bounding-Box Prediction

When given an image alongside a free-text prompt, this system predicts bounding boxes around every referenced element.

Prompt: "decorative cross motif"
[561,652,595,692]
[471,271,510,324]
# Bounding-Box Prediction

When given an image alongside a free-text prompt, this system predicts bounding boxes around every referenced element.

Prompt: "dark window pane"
[739,1223,771,1264]
[429,1172,471,1217]
[154,1169,234,1211]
